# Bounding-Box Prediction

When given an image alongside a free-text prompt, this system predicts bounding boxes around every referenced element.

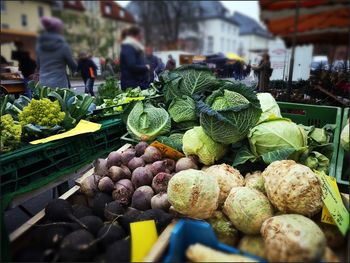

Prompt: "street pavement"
[70,79,104,94]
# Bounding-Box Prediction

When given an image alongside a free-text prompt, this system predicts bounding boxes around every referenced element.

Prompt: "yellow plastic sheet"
[30,120,102,145]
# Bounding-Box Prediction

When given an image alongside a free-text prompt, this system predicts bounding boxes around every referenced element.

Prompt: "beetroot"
[108,166,125,182]
[79,216,103,236]
[80,174,100,197]
[175,157,198,172]
[104,201,125,221]
[165,159,176,172]
[151,193,171,211]
[142,146,162,163]
[131,186,154,211]
[112,179,134,205]
[94,158,109,176]
[107,151,122,168]
[131,167,153,188]
[151,160,167,175]
[121,148,136,165]
[98,177,115,193]
[135,141,148,157]
[152,172,172,193]
[127,157,145,171]
[121,165,131,180]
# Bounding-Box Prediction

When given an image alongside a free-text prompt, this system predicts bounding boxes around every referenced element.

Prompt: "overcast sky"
[117,1,260,22]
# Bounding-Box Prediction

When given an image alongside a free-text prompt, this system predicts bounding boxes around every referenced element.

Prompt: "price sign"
[317,171,349,235]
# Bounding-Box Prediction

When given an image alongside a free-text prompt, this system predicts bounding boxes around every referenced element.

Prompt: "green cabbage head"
[248,118,307,158]
[340,122,349,151]
[257,92,281,123]
[183,126,228,165]
[199,82,261,144]
[127,101,171,141]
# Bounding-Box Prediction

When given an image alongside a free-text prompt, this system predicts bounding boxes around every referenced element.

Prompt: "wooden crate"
[9,143,173,262]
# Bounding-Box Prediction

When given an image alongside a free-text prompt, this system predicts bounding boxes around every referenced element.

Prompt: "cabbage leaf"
[127,101,171,141]
[168,96,197,123]
[257,92,281,123]
[160,64,217,102]
[198,81,261,144]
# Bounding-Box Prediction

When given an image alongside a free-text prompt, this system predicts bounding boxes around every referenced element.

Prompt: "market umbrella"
[260,0,349,47]
[226,52,245,62]
[259,0,350,97]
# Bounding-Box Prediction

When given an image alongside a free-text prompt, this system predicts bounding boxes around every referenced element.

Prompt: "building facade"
[1,0,52,62]
[53,0,134,59]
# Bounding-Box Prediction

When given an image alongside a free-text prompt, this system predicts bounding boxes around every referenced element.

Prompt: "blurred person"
[77,52,97,96]
[244,61,252,78]
[104,58,115,78]
[36,16,77,88]
[157,58,165,73]
[145,46,161,83]
[12,46,36,98]
[119,26,150,89]
[252,53,271,92]
[165,55,176,71]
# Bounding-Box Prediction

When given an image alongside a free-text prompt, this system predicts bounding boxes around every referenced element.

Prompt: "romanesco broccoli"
[19,98,65,127]
[0,114,22,152]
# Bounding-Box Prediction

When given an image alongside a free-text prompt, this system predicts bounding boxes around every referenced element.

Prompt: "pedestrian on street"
[36,16,77,88]
[165,55,176,71]
[145,46,161,83]
[12,43,36,98]
[252,53,272,92]
[120,26,150,89]
[103,58,115,78]
[77,52,97,96]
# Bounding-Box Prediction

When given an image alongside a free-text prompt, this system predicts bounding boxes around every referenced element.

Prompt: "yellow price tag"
[317,171,349,235]
[151,141,185,160]
[321,176,341,225]
[130,220,158,262]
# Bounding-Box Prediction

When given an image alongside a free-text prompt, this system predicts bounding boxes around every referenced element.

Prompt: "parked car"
[310,56,329,73]
[331,60,349,72]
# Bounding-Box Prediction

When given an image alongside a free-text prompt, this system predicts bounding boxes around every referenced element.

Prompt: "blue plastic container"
[163,219,266,262]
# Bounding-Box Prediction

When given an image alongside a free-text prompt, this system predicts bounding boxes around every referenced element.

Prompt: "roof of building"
[232,12,273,39]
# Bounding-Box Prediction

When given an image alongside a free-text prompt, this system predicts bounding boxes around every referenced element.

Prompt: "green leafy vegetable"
[198,81,261,144]
[160,64,217,102]
[95,77,121,105]
[127,101,171,141]
[156,133,184,151]
[257,92,281,123]
[248,118,307,157]
[340,122,349,151]
[168,96,197,123]
[182,126,228,165]
[301,151,330,173]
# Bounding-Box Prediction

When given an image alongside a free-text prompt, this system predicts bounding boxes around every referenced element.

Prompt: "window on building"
[207,36,213,53]
[227,39,230,51]
[120,10,125,18]
[1,0,6,12]
[21,14,27,27]
[221,37,224,50]
[38,6,44,17]
[1,23,9,29]
[105,4,112,15]
[221,22,224,32]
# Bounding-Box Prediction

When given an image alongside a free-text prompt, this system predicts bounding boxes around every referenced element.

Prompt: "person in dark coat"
[77,52,98,96]
[165,55,176,71]
[36,16,77,88]
[145,46,161,83]
[252,53,271,92]
[120,26,150,89]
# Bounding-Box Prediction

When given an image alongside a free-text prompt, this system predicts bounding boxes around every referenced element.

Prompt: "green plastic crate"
[336,108,349,191]
[0,118,126,196]
[278,102,342,178]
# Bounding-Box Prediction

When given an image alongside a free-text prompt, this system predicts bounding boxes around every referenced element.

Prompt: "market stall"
[2,65,349,262]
